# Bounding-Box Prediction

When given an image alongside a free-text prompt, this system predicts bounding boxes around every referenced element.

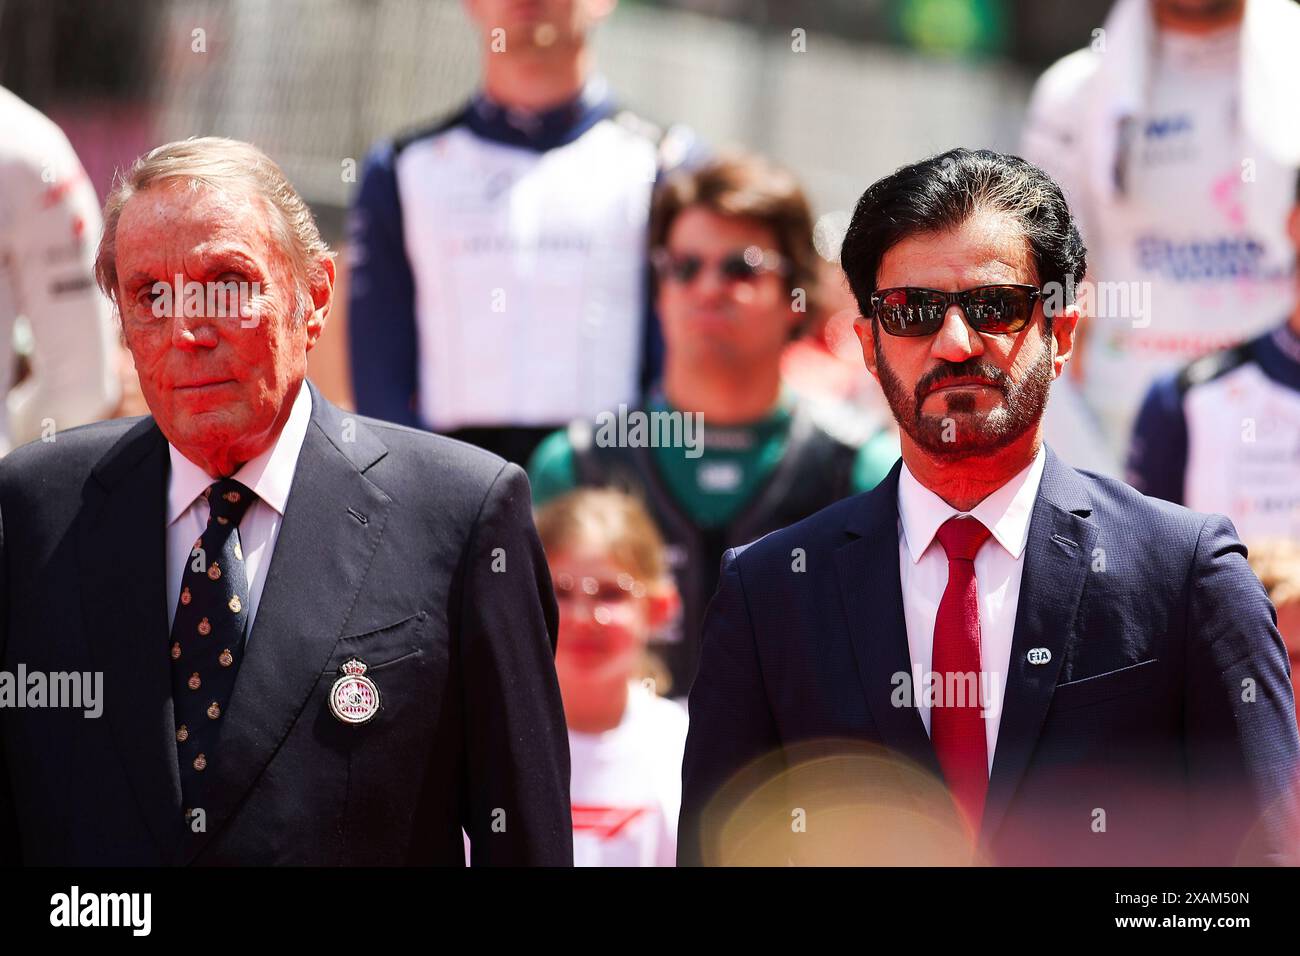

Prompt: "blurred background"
[0,0,1114,406]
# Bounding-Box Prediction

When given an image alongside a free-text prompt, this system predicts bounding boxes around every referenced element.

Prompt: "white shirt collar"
[896,444,1047,564]
[166,381,313,525]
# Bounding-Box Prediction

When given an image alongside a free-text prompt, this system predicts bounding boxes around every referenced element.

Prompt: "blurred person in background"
[0,84,122,451]
[1022,0,1300,463]
[528,154,899,694]
[781,257,899,419]
[537,488,685,866]
[1128,172,1300,540]
[1247,539,1300,726]
[347,0,699,466]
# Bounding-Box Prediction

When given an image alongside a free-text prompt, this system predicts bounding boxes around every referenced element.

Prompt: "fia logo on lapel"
[329,658,381,725]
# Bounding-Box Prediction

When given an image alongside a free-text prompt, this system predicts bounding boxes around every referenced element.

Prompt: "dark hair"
[651,151,821,316]
[839,148,1086,322]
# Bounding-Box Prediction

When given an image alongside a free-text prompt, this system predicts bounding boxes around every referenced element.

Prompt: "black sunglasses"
[869,284,1042,336]
[651,247,789,285]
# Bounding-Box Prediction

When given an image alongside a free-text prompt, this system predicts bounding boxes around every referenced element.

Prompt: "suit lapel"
[834,447,1100,848]
[181,382,392,863]
[835,462,942,777]
[979,447,1096,846]
[78,417,183,860]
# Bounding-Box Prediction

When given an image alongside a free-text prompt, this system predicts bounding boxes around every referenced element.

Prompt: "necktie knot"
[935,515,990,563]
[203,478,256,526]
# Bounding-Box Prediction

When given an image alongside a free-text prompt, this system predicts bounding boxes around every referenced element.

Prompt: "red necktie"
[931,515,992,839]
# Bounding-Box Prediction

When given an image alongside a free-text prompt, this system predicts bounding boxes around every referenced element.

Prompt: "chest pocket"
[1050,658,1159,713]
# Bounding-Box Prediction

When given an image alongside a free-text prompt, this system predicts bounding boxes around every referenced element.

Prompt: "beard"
[874,332,1054,457]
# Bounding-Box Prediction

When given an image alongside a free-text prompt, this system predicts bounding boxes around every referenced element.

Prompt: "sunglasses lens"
[873,287,1036,335]
[875,290,945,336]
[671,256,703,284]
[966,287,1032,332]
[720,254,760,282]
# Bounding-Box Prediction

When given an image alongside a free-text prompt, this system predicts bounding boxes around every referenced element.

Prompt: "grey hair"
[94,136,334,322]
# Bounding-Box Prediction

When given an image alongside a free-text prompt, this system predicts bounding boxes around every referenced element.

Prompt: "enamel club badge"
[329,658,381,725]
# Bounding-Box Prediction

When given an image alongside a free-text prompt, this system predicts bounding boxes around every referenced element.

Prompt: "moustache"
[913,361,1008,405]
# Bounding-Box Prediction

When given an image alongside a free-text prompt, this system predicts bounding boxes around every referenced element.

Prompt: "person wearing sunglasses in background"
[680,148,1300,867]
[528,153,899,697]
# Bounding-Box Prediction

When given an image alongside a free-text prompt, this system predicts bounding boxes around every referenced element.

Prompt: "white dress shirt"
[165,381,313,639]
[896,444,1046,773]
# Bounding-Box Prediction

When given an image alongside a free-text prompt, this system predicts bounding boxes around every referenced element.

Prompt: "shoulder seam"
[392,104,472,155]
[1175,342,1254,396]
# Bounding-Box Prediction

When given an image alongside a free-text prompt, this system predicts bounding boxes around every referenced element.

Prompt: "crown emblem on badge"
[328,658,380,725]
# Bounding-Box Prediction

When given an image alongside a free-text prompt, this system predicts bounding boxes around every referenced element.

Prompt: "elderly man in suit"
[680,148,1300,866]
[0,137,571,866]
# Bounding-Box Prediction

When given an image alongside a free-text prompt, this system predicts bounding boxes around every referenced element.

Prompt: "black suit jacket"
[681,447,1300,865]
[0,380,572,865]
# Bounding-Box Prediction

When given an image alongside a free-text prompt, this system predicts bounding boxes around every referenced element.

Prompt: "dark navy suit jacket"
[681,446,1300,865]
[0,380,571,865]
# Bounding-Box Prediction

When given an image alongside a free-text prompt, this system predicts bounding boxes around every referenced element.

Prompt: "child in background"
[536,489,686,866]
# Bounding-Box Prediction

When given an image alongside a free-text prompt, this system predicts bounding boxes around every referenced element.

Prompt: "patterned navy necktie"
[169,477,256,821]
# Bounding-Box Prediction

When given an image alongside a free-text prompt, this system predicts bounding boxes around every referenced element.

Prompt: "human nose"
[170,313,220,351]
[930,304,984,363]
[688,263,730,301]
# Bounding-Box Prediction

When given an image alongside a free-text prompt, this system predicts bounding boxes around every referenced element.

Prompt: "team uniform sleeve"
[3,142,119,448]
[459,462,572,865]
[1020,51,1097,248]
[346,142,421,429]
[1125,373,1188,503]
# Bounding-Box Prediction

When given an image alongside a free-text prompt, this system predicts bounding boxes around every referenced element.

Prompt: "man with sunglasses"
[528,154,899,696]
[680,148,1300,866]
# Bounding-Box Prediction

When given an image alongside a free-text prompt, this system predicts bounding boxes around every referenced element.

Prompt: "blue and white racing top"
[1127,320,1300,542]
[347,77,698,433]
